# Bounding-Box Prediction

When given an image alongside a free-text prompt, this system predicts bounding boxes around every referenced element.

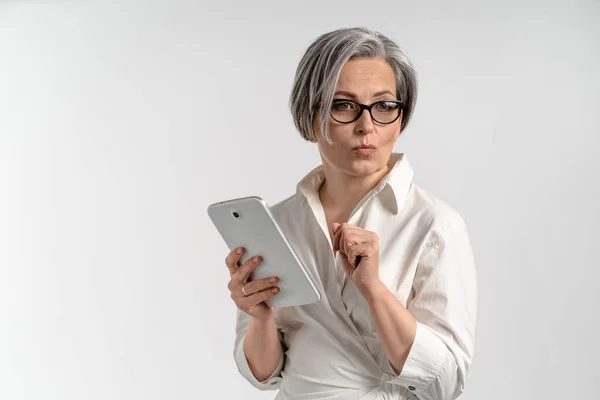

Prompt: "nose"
[355,107,375,135]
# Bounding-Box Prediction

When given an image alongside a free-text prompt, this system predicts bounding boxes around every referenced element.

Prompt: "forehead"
[336,58,396,91]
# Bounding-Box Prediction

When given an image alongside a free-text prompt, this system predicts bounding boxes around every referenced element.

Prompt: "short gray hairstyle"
[289,27,418,143]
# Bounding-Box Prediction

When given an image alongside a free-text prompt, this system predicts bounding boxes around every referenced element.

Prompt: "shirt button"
[408,386,416,391]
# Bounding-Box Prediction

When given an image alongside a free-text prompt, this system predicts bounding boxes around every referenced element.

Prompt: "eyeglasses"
[329,99,404,124]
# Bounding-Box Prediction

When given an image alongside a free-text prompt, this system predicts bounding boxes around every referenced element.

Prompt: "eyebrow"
[333,90,395,98]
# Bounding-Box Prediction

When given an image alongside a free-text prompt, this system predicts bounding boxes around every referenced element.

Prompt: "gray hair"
[289,27,418,143]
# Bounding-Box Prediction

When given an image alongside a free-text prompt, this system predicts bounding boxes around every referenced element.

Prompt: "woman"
[223,27,477,400]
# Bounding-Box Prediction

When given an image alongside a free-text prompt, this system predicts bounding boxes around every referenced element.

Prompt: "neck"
[318,162,391,218]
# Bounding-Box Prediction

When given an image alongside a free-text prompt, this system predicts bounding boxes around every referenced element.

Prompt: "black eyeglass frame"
[329,99,404,124]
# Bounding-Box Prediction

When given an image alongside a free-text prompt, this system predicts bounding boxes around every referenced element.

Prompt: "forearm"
[243,315,283,381]
[363,281,417,374]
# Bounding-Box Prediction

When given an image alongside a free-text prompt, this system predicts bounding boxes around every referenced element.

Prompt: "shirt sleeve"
[385,216,477,400]
[233,309,286,390]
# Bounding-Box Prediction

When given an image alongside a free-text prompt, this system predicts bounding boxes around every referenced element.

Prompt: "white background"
[1,1,599,399]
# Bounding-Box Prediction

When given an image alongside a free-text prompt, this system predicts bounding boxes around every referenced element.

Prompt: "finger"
[347,243,370,267]
[370,231,379,243]
[332,223,364,254]
[235,255,262,284]
[243,286,280,308]
[243,276,279,296]
[342,227,372,255]
[225,247,245,276]
[339,226,358,256]
[332,223,344,253]
[339,252,355,278]
[332,222,342,235]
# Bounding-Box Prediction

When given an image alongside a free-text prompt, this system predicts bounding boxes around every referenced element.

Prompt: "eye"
[332,101,357,111]
[375,101,399,111]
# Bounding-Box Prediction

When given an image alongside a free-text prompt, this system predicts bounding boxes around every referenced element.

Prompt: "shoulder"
[407,183,468,247]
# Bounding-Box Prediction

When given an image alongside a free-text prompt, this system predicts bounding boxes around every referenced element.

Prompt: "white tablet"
[207,196,321,308]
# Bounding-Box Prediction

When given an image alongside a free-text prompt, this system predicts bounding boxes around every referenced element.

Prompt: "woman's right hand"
[225,247,280,321]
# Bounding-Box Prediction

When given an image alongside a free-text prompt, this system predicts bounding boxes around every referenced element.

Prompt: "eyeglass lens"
[330,100,401,123]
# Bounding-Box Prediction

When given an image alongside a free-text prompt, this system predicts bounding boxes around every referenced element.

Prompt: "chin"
[345,158,384,175]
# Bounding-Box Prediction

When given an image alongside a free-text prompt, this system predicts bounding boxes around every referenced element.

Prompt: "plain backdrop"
[1,1,599,399]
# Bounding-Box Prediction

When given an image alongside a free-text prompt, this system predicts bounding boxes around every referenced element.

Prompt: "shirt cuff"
[385,321,450,395]
[234,333,285,390]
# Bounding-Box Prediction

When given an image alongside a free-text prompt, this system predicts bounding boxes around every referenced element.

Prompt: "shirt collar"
[296,152,414,215]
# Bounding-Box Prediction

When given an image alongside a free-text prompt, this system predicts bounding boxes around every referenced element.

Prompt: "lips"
[353,145,376,155]
[353,145,376,150]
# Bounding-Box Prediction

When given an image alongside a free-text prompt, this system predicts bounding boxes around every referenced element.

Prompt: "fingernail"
[269,277,277,283]
[236,248,242,255]
[272,288,279,293]
[254,256,261,263]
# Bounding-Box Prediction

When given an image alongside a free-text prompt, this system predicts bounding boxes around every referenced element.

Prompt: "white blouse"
[233,152,477,400]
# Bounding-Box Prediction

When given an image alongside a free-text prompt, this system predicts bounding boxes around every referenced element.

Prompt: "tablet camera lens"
[232,211,239,218]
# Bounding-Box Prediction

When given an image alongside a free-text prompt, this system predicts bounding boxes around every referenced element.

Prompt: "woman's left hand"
[332,222,381,295]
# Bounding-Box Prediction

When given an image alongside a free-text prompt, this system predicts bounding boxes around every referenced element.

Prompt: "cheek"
[327,121,356,142]
[378,125,400,145]
[388,126,401,142]
[317,128,348,159]
[315,123,344,148]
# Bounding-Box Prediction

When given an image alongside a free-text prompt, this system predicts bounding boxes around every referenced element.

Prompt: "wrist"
[250,313,275,327]
[360,279,388,302]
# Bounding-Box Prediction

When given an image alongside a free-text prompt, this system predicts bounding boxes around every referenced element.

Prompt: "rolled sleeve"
[233,310,286,390]
[386,217,477,400]
[386,322,453,397]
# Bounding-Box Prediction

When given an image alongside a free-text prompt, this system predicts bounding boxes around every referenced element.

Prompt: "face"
[313,58,402,178]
